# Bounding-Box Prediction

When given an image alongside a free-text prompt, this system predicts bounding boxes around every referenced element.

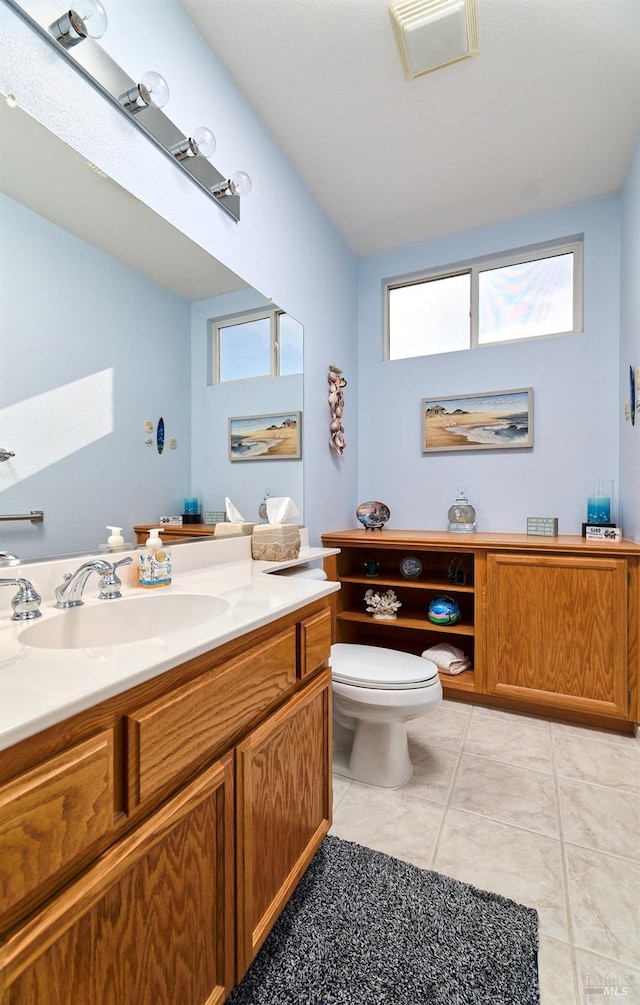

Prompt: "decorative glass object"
[427,595,461,625]
[586,480,613,524]
[447,487,476,533]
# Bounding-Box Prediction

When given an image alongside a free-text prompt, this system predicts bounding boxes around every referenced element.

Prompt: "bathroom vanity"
[0,540,338,1003]
[322,529,640,731]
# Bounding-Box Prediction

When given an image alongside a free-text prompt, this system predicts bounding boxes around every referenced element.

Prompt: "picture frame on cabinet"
[422,388,533,452]
[229,411,302,461]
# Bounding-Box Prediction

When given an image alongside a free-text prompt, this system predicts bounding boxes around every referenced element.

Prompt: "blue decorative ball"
[427,595,461,625]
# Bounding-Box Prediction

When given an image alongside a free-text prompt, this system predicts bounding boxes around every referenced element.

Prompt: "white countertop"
[0,537,340,751]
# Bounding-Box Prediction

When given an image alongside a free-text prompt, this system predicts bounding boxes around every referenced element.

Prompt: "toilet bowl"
[331,642,442,788]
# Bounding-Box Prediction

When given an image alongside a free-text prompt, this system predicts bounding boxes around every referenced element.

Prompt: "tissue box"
[251,524,301,561]
[215,522,255,538]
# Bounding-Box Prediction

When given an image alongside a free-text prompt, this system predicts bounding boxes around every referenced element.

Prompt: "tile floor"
[330,700,640,1004]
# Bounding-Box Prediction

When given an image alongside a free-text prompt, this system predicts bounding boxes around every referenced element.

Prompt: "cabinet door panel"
[235,669,332,977]
[3,755,235,1005]
[0,730,114,919]
[486,554,629,717]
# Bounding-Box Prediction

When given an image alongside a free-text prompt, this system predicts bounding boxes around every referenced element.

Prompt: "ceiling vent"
[389,0,478,80]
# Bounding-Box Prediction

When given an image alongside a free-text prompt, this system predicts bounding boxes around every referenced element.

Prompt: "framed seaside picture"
[229,411,302,461]
[422,388,533,452]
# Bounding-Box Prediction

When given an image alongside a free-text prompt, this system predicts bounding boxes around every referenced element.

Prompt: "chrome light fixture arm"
[3,0,249,222]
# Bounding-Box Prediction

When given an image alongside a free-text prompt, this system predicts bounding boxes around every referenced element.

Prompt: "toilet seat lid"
[330,643,439,690]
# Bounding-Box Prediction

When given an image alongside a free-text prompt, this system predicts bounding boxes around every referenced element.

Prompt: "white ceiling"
[180,0,640,257]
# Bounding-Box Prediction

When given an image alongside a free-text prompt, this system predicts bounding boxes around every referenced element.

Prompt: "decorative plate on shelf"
[400,556,422,579]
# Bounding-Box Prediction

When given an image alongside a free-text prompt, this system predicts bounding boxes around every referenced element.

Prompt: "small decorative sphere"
[427,595,461,625]
[356,501,390,530]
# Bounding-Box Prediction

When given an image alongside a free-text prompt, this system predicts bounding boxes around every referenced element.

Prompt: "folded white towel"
[421,643,471,675]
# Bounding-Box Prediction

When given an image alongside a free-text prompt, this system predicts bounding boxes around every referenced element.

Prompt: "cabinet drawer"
[0,731,114,916]
[126,627,296,807]
[298,608,332,680]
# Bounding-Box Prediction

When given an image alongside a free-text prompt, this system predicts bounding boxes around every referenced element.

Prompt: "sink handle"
[0,577,42,621]
[99,556,133,600]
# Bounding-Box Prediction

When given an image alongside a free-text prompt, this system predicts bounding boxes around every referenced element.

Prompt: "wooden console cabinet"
[321,530,640,729]
[0,601,333,1003]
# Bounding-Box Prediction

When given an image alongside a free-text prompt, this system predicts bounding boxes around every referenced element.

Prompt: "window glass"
[218,317,271,381]
[388,273,470,359]
[478,253,574,344]
[278,313,304,375]
[385,240,581,361]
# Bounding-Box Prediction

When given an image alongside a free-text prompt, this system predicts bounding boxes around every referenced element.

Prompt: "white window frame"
[384,237,583,360]
[209,307,286,384]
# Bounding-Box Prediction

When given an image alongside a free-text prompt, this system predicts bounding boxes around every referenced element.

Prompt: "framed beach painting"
[422,388,533,452]
[229,411,302,461]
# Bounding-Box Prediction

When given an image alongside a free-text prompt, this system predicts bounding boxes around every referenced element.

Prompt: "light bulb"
[192,126,216,158]
[139,71,170,110]
[50,0,108,47]
[230,171,252,197]
[119,71,169,114]
[211,171,252,200]
[170,126,216,161]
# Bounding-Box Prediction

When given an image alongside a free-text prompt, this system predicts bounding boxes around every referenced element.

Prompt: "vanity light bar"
[3,0,245,222]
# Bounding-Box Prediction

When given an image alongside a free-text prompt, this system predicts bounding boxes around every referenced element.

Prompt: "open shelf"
[336,610,475,636]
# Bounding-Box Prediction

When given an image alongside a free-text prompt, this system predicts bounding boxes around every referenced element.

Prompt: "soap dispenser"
[138,528,172,588]
[106,526,124,548]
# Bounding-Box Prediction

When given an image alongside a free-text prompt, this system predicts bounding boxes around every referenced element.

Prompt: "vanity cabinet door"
[2,754,235,1005]
[486,553,630,718]
[0,730,114,927]
[235,668,332,979]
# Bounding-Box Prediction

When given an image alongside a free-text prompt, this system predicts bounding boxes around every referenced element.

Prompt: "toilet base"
[333,719,413,788]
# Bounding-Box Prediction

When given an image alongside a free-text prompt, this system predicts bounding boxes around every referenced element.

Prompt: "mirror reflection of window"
[212,309,303,382]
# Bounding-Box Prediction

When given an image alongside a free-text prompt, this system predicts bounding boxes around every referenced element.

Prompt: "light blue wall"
[3,2,634,547]
[0,195,191,556]
[619,138,640,543]
[0,0,359,545]
[357,198,621,534]
[190,290,304,523]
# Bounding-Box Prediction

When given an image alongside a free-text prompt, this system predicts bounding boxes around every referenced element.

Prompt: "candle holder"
[585,480,613,525]
[183,496,201,524]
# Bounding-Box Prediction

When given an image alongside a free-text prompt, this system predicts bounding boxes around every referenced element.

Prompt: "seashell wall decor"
[328,364,347,455]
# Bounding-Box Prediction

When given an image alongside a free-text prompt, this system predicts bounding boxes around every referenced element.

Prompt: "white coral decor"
[364,588,402,620]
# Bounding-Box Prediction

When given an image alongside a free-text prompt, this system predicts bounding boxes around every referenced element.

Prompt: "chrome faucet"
[97,557,133,600]
[55,556,132,609]
[0,577,42,620]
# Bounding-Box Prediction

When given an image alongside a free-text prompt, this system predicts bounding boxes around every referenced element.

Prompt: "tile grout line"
[550,728,581,1004]
[428,705,473,871]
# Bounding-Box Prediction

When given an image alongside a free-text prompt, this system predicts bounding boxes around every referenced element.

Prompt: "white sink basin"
[18,593,229,650]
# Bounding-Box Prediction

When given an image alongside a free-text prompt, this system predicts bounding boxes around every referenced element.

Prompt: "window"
[386,239,582,360]
[210,308,303,383]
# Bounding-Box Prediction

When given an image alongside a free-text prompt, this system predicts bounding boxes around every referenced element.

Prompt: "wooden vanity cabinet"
[322,530,640,729]
[0,598,333,1004]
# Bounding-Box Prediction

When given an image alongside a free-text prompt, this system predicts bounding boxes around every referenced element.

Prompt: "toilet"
[330,642,442,788]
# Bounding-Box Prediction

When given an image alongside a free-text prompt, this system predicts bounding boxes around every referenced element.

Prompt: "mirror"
[0,101,304,562]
